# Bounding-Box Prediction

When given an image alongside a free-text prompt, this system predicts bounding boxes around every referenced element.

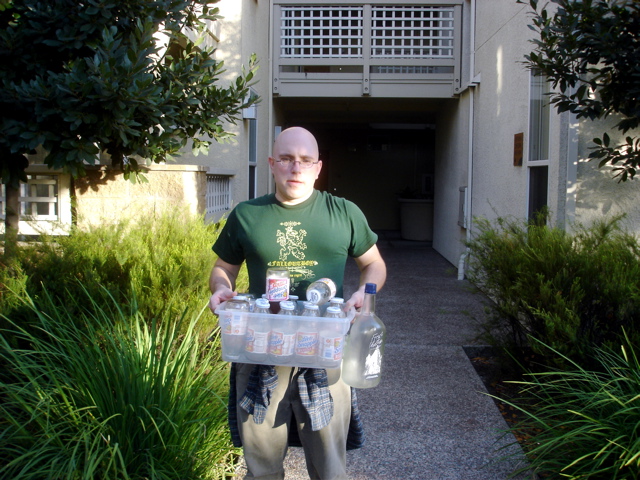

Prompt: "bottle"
[266,267,290,313]
[295,303,320,364]
[220,296,250,360]
[245,298,271,362]
[341,283,386,388]
[254,298,271,314]
[318,306,346,367]
[306,278,337,305]
[268,300,296,364]
[329,297,346,317]
[243,293,256,312]
[288,295,300,314]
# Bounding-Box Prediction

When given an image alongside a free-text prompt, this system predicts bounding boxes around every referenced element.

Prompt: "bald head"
[273,127,319,159]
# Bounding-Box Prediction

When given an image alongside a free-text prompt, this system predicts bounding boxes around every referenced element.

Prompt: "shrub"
[501,335,640,480]
[466,214,640,370]
[0,287,239,480]
[10,210,248,336]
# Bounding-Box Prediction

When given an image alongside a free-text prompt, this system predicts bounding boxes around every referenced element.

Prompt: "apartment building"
[7,0,639,274]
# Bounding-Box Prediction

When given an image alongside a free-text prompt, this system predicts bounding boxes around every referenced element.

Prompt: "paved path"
[236,236,533,479]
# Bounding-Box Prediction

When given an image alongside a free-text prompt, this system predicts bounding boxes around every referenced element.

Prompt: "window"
[206,174,231,215]
[528,166,548,223]
[529,69,550,162]
[528,70,550,222]
[22,175,59,219]
[0,175,59,221]
[248,117,257,199]
[246,88,259,199]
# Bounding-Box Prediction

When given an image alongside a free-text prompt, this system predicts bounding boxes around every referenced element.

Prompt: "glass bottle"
[295,303,320,364]
[328,297,346,317]
[245,298,271,362]
[268,300,296,364]
[288,294,299,314]
[221,295,250,360]
[341,283,386,388]
[318,306,346,368]
[306,278,337,305]
[266,267,290,313]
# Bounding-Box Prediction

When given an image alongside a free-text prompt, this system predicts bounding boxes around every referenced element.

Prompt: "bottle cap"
[279,300,295,310]
[255,298,269,309]
[364,283,377,294]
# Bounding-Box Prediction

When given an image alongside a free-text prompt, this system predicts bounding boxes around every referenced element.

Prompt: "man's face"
[269,128,322,205]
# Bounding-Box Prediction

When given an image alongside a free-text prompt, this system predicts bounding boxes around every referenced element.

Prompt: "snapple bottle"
[295,303,320,364]
[266,267,290,313]
[268,300,296,364]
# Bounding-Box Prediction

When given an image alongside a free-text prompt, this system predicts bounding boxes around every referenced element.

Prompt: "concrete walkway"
[236,233,532,479]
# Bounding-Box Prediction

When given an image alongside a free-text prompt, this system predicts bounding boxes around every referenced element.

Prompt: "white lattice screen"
[371,5,454,58]
[280,6,363,58]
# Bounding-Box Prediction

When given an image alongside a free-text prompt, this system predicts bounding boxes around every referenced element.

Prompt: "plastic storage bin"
[215,301,354,369]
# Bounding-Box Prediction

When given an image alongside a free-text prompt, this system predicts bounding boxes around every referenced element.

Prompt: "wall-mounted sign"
[514,132,524,166]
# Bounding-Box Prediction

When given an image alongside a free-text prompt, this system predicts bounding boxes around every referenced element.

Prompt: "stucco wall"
[432,97,469,266]
[472,0,640,239]
[174,0,273,210]
[573,118,640,232]
[72,165,206,228]
[472,2,534,223]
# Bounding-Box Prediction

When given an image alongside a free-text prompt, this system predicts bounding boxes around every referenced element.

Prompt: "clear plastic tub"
[215,301,354,368]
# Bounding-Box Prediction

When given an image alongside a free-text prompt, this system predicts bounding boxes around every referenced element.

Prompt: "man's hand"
[209,287,238,313]
[345,244,387,314]
[344,290,365,312]
[208,258,242,313]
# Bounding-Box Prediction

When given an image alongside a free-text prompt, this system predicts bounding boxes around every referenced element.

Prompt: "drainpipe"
[458,0,479,281]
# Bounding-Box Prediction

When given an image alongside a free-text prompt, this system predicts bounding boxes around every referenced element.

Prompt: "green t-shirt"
[213,190,378,299]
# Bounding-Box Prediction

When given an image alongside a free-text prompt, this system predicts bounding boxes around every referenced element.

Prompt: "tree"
[0,0,257,258]
[520,0,640,181]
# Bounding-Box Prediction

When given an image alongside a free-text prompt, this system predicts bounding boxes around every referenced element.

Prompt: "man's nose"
[290,160,303,172]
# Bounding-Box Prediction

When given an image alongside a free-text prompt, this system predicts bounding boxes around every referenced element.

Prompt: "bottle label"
[245,329,269,354]
[221,312,247,335]
[269,331,295,356]
[267,277,290,301]
[295,331,319,357]
[364,345,382,379]
[320,335,344,361]
[370,332,384,350]
[317,278,337,297]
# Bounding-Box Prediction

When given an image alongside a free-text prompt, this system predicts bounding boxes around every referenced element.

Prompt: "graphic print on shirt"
[269,221,318,293]
[277,221,307,261]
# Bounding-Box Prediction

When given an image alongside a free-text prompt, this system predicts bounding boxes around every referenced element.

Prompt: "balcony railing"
[273,1,464,98]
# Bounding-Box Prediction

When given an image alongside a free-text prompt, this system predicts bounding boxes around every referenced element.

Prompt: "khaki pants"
[235,364,351,480]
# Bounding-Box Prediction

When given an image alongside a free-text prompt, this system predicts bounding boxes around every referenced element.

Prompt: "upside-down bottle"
[306,278,337,305]
[341,283,386,388]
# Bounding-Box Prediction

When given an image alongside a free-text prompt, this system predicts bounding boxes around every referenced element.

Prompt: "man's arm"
[344,244,387,311]
[208,258,242,312]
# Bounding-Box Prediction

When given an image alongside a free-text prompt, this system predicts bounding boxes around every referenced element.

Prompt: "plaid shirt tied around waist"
[228,363,365,450]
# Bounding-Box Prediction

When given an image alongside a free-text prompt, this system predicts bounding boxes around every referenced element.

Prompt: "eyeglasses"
[274,158,319,169]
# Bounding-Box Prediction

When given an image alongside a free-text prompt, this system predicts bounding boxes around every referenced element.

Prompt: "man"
[209,126,386,480]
